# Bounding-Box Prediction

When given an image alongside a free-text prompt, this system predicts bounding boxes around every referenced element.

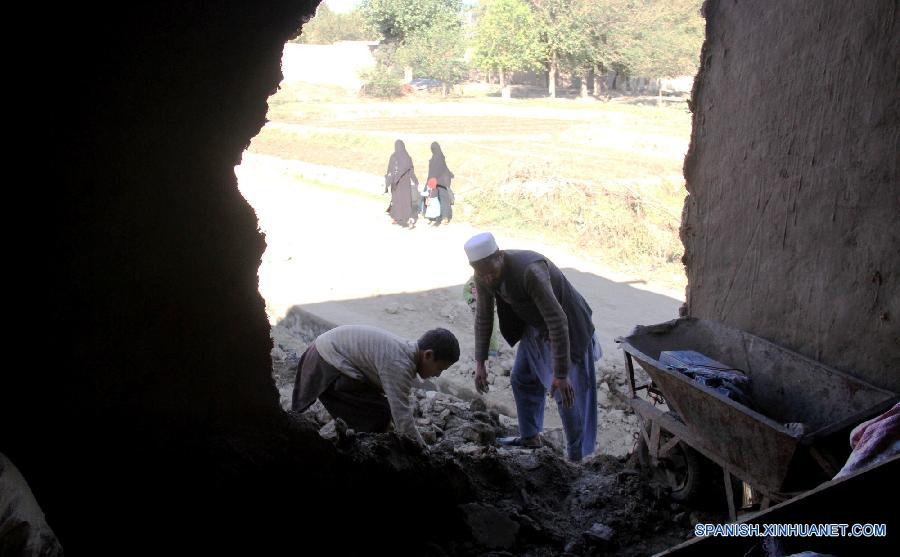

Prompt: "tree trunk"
[611,71,618,91]
[593,67,603,98]
[586,67,595,96]
[580,69,590,99]
[442,82,449,97]
[500,69,510,99]
[549,53,558,98]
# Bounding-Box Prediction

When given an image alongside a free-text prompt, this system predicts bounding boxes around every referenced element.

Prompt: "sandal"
[498,436,542,449]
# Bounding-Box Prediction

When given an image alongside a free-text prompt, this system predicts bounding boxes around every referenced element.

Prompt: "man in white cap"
[463,232,599,461]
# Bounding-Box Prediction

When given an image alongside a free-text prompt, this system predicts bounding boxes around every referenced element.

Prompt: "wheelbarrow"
[616,317,898,520]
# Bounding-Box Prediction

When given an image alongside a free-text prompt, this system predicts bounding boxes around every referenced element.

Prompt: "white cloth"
[425,197,441,219]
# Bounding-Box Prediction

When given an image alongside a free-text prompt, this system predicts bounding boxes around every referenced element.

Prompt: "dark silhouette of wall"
[682,0,899,392]
[3,2,473,555]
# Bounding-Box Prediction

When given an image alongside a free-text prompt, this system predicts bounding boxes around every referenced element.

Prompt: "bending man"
[292,325,459,445]
[464,232,599,461]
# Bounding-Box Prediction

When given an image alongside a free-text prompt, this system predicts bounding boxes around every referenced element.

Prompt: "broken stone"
[454,443,484,457]
[384,303,400,314]
[461,503,520,549]
[445,416,466,430]
[515,512,542,533]
[469,398,487,413]
[318,420,337,440]
[498,414,518,428]
[541,428,567,454]
[472,411,493,424]
[458,422,497,445]
[421,428,437,445]
[617,469,639,481]
[583,522,615,544]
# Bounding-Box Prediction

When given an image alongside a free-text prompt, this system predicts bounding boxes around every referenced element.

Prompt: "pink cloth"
[834,402,899,479]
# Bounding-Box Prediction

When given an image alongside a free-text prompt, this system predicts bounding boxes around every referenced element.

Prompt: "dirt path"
[236,152,683,455]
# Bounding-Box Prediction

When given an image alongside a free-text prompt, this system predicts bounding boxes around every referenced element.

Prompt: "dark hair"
[418,328,460,364]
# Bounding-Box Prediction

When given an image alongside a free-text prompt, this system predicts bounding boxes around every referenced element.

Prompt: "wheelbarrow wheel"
[659,441,704,503]
[636,427,706,503]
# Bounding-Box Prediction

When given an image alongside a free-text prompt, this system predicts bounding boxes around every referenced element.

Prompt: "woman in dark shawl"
[426,142,455,226]
[385,140,419,228]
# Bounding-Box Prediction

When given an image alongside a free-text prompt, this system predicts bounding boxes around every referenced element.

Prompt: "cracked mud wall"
[682,0,899,392]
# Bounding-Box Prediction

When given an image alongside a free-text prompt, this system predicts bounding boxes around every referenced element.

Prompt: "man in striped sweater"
[291,325,460,446]
[465,232,600,462]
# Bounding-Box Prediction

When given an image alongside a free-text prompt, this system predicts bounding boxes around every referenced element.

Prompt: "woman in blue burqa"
[426,142,455,226]
[385,139,419,228]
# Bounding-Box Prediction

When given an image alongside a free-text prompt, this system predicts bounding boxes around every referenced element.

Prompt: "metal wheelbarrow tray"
[618,317,897,509]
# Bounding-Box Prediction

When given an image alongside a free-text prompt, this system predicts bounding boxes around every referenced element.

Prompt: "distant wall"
[682,0,899,391]
[281,41,376,91]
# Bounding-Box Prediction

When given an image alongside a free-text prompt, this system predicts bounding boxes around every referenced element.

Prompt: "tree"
[582,0,702,96]
[613,0,704,79]
[360,0,464,43]
[396,12,469,95]
[360,0,469,93]
[292,4,377,44]
[530,0,591,98]
[472,0,544,97]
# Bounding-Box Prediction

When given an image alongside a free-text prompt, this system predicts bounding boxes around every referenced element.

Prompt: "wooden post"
[724,468,737,521]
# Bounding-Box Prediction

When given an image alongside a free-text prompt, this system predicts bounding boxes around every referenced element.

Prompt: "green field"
[249,82,692,289]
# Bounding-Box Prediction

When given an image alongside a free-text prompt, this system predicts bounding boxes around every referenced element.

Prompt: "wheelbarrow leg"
[723,468,737,521]
[649,421,661,460]
[624,352,637,398]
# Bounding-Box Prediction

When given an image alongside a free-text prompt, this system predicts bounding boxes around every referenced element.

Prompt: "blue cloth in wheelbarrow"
[660,350,753,409]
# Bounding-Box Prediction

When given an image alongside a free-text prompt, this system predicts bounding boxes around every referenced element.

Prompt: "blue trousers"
[511,326,599,460]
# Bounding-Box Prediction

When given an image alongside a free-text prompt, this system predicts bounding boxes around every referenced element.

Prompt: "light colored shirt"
[313,325,423,445]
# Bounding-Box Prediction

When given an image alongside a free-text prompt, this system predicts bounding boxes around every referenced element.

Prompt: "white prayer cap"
[464,232,499,263]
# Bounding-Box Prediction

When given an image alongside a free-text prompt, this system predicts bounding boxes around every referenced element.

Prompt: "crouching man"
[291,325,460,445]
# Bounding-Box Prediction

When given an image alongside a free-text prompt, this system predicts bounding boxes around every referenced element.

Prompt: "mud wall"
[682,0,899,392]
[2,2,475,555]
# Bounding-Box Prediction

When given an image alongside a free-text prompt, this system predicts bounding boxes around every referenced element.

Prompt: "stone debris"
[584,522,615,543]
[274,326,696,555]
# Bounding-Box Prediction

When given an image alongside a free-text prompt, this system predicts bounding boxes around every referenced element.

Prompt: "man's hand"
[550,377,574,409]
[475,360,490,394]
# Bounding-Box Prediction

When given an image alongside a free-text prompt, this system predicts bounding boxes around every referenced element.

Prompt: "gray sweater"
[475,261,571,378]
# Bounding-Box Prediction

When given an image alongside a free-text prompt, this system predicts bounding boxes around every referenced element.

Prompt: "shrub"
[360,64,404,98]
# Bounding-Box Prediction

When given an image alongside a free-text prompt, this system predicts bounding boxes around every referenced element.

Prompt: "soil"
[288,389,712,556]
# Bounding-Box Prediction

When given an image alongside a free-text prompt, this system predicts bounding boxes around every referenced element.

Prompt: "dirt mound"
[294,387,695,555]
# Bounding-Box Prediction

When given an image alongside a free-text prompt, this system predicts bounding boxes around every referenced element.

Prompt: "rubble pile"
[294,387,694,556]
